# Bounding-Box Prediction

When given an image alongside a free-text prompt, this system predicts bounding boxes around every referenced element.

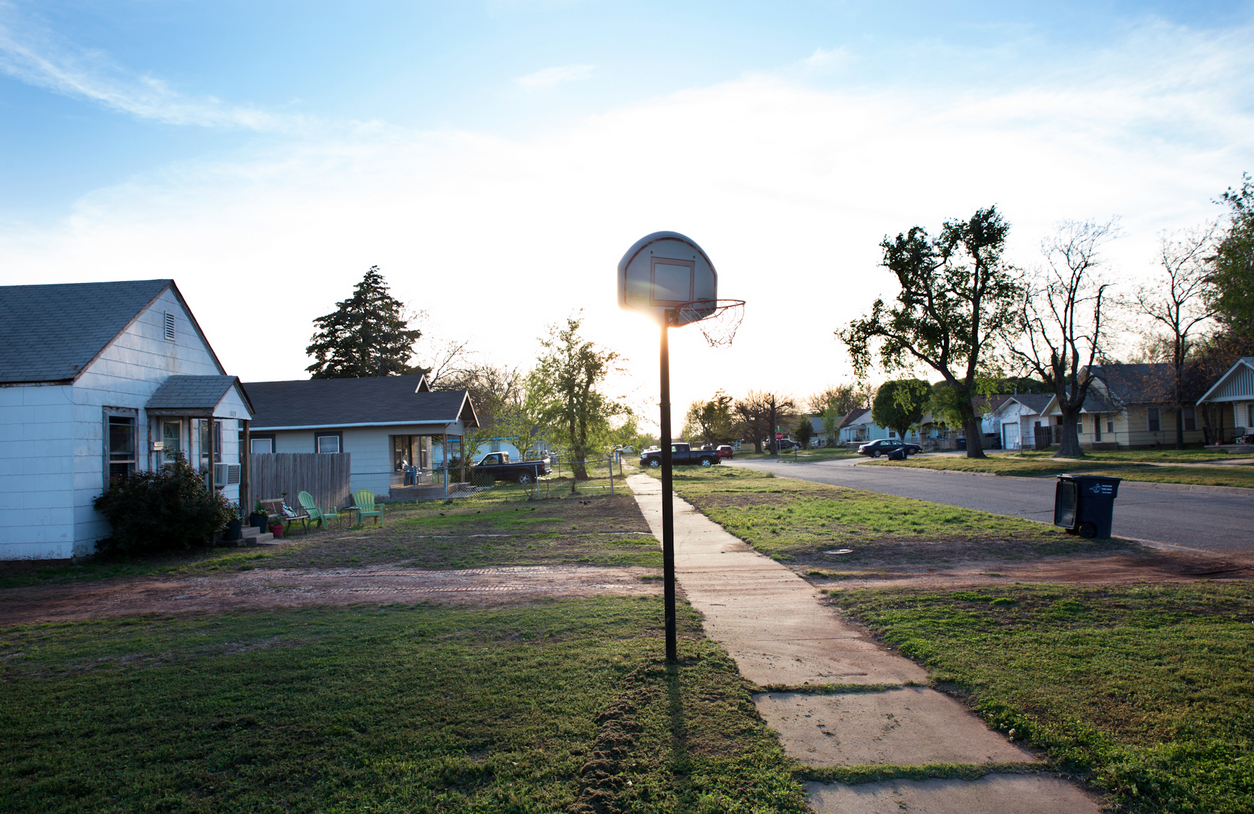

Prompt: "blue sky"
[2,0,1253,427]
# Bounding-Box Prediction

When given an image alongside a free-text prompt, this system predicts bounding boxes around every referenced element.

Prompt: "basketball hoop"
[672,299,745,347]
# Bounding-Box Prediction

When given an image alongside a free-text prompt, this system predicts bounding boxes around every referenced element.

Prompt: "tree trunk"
[1054,408,1085,458]
[1175,409,1185,450]
[963,417,986,459]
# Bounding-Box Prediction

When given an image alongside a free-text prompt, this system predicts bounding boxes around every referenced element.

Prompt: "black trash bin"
[1054,474,1121,538]
[887,447,908,461]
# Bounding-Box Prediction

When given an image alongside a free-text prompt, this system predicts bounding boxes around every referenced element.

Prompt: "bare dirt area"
[808,549,1254,591]
[0,564,662,626]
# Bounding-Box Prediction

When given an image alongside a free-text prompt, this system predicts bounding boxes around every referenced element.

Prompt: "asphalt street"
[727,455,1254,561]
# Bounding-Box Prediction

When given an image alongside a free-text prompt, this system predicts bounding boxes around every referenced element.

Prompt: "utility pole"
[770,394,778,457]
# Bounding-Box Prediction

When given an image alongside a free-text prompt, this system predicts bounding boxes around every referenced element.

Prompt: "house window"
[316,433,342,454]
[1247,404,1253,429]
[250,435,275,454]
[199,419,222,467]
[1107,420,1114,433]
[106,412,137,480]
[1147,407,1161,433]
[490,439,501,453]
[1182,406,1197,432]
[161,420,181,465]
[163,311,176,342]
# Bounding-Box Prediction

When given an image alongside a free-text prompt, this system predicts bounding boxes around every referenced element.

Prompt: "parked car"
[639,443,720,468]
[471,452,550,484]
[716,444,734,459]
[857,439,922,458]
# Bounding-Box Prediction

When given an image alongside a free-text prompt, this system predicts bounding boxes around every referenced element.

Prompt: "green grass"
[877,456,1117,477]
[835,583,1254,814]
[664,466,1126,568]
[1086,466,1254,489]
[0,599,808,814]
[1014,449,1236,464]
[734,447,856,462]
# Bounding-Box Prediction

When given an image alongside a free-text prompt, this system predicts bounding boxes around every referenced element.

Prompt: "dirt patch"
[0,565,662,627]
[808,550,1254,591]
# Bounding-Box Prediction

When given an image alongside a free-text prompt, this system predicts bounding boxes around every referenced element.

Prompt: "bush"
[93,454,230,556]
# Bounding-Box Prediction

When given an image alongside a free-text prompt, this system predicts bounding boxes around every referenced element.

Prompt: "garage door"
[1002,423,1020,451]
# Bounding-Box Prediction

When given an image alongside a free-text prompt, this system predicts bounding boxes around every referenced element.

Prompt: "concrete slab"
[755,689,1035,766]
[805,775,1105,814]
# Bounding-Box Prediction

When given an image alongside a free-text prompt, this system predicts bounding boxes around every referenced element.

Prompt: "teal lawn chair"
[353,488,384,527]
[297,491,340,530]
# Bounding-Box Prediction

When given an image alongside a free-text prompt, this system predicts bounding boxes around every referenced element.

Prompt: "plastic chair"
[353,488,384,526]
[297,491,340,530]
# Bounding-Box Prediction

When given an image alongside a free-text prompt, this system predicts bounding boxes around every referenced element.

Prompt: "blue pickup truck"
[471,452,550,484]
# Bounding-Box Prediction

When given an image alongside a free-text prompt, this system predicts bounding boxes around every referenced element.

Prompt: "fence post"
[608,455,614,496]
[443,464,448,498]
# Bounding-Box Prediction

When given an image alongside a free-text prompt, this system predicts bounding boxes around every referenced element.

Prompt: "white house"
[988,394,1056,451]
[245,375,478,497]
[0,280,251,560]
[1197,357,1254,442]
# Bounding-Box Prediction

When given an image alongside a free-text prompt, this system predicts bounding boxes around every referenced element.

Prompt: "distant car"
[716,444,734,459]
[858,439,922,458]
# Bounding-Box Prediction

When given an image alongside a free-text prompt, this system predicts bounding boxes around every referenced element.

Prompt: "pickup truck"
[471,452,549,484]
[639,443,720,468]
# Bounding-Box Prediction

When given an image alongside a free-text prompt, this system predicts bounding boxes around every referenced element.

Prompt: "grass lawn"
[0,485,658,590]
[878,452,1254,487]
[1085,466,1254,489]
[663,466,1127,571]
[1014,449,1237,464]
[874,455,1122,478]
[836,583,1254,814]
[0,599,808,813]
[734,447,855,462]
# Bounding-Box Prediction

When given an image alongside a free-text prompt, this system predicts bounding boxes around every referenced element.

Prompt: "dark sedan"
[857,439,923,458]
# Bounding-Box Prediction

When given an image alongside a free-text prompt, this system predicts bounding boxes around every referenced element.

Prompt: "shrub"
[93,454,230,556]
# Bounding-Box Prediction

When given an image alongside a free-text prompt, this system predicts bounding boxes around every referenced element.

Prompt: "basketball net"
[671,299,745,347]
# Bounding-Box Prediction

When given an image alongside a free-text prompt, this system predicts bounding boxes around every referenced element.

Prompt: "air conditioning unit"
[214,464,241,486]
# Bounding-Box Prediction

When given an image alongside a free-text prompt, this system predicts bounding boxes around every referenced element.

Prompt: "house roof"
[0,279,224,384]
[1198,357,1254,404]
[838,407,870,429]
[996,393,1054,416]
[247,375,478,431]
[1089,364,1175,406]
[146,375,254,418]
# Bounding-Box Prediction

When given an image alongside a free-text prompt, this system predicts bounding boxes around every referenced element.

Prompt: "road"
[727,456,1254,561]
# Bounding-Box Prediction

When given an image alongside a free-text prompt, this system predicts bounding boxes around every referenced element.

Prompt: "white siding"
[1,289,228,560]
[270,423,463,496]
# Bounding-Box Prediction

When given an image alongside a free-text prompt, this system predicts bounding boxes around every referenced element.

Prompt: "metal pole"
[660,317,677,664]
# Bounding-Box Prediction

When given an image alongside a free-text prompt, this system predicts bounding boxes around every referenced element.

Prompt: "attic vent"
[164,312,176,342]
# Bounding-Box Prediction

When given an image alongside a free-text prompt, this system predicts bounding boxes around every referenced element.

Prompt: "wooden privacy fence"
[249,453,352,509]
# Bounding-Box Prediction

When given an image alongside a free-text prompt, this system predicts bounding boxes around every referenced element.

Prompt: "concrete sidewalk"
[627,474,1103,814]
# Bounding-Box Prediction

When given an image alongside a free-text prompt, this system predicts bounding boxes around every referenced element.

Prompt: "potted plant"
[269,522,284,539]
[249,495,268,532]
[223,503,243,542]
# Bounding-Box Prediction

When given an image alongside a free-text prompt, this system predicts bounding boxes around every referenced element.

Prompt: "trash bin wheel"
[1079,522,1098,538]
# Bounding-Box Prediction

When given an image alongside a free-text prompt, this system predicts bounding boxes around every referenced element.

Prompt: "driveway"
[728,457,1254,561]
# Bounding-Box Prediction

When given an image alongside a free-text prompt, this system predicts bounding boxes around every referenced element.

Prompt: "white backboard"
[617,231,716,325]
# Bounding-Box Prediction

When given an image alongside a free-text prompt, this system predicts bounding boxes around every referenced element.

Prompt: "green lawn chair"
[297,491,340,530]
[353,488,384,527]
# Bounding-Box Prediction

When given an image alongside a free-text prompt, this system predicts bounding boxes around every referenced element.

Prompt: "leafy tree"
[872,379,931,440]
[306,266,424,378]
[1013,220,1118,458]
[793,416,814,448]
[682,391,735,445]
[734,391,793,453]
[805,384,860,416]
[1208,173,1254,337]
[839,207,1020,458]
[1134,225,1218,449]
[534,315,629,481]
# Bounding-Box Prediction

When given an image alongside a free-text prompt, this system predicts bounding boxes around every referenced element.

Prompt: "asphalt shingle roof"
[1090,364,1175,405]
[147,375,248,414]
[0,280,173,384]
[247,375,477,429]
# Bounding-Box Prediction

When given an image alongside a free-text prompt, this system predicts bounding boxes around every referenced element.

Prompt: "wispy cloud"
[0,8,304,131]
[514,63,595,90]
[801,47,849,71]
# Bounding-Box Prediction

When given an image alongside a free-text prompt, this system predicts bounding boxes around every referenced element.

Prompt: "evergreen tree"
[306,266,423,378]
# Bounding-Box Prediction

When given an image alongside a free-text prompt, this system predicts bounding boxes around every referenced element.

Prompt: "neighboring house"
[988,394,1056,451]
[1044,364,1203,449]
[0,280,251,561]
[246,375,478,497]
[836,408,922,445]
[1197,357,1254,442]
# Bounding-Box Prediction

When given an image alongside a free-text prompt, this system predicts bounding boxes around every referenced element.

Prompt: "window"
[1147,407,1161,433]
[163,311,176,342]
[250,435,274,454]
[316,433,342,454]
[1107,420,1114,433]
[160,421,181,465]
[106,413,137,480]
[199,419,222,467]
[1182,406,1197,432]
[490,439,501,453]
[1247,404,1253,429]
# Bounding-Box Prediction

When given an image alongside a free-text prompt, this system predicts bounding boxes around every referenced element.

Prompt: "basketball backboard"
[618,231,717,326]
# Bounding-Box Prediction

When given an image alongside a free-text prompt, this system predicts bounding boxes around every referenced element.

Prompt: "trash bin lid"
[1070,474,1120,498]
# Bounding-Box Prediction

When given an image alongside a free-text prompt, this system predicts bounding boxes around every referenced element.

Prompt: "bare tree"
[1012,220,1118,458]
[1134,224,1218,449]
[421,337,476,389]
[734,391,794,453]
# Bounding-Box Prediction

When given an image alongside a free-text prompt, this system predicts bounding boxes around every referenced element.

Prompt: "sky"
[2,0,1253,434]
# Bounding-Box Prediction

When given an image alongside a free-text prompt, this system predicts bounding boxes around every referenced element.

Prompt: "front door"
[162,421,181,464]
